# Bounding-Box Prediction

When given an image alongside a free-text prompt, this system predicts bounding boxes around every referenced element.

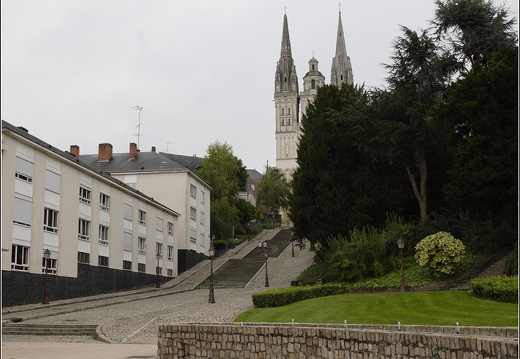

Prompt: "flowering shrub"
[414,231,465,278]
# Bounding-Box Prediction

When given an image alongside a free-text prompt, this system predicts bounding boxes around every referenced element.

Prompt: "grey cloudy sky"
[2,0,518,172]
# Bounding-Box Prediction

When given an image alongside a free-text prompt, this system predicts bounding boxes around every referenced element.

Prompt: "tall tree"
[198,141,248,240]
[257,166,291,220]
[432,0,517,71]
[434,47,518,229]
[384,26,457,222]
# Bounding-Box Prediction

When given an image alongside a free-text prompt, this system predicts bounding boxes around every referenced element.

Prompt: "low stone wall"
[158,323,518,359]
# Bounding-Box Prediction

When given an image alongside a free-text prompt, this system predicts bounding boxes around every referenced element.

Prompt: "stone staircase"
[2,322,99,336]
[198,228,294,289]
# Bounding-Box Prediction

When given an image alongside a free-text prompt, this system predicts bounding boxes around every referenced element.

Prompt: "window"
[124,203,133,220]
[123,260,132,270]
[167,245,174,260]
[11,245,29,271]
[156,242,163,256]
[77,252,90,264]
[167,269,173,277]
[138,263,146,272]
[190,184,197,199]
[281,118,285,126]
[99,225,109,245]
[311,79,316,89]
[44,208,58,233]
[138,237,146,254]
[167,222,174,235]
[13,197,32,227]
[45,170,60,193]
[156,266,162,275]
[79,186,91,204]
[42,257,57,274]
[138,209,146,225]
[98,256,109,267]
[287,108,291,115]
[200,190,205,204]
[123,232,132,251]
[78,218,90,241]
[190,207,196,222]
[100,193,110,211]
[156,217,163,232]
[281,108,284,116]
[15,157,33,183]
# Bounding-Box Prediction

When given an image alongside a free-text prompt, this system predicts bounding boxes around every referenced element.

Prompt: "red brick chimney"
[70,145,80,159]
[151,146,156,153]
[98,143,113,161]
[129,143,138,159]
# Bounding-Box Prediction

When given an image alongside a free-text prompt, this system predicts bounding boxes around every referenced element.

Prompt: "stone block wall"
[158,323,518,359]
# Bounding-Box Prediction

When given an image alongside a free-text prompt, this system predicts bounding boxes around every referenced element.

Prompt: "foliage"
[236,291,518,327]
[433,47,518,230]
[503,246,518,276]
[252,284,344,308]
[290,84,408,244]
[470,276,518,303]
[257,166,291,218]
[198,141,248,240]
[432,0,518,71]
[415,231,465,277]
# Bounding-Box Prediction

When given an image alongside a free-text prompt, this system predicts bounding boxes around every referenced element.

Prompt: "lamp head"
[397,238,405,249]
[43,249,51,260]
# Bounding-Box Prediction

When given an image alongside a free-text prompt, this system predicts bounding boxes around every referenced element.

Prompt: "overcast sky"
[2,1,518,172]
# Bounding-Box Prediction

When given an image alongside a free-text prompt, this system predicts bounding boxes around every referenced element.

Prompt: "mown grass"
[235,291,518,327]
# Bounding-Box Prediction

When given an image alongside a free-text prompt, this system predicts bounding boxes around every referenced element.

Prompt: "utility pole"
[131,106,143,149]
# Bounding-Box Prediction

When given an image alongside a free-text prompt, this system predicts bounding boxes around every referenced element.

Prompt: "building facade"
[2,120,180,306]
[80,145,212,272]
[274,11,354,178]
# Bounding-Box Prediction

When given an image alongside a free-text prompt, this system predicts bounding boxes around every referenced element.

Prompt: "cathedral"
[274,11,354,179]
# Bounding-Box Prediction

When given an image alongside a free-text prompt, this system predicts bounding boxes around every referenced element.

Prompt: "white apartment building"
[1,120,180,306]
[80,145,212,272]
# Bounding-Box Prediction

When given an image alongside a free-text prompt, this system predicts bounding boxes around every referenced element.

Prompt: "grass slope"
[235,291,518,327]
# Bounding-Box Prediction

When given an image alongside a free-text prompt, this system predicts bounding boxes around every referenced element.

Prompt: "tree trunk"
[405,148,428,222]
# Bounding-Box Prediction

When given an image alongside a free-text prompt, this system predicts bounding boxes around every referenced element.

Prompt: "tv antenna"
[131,106,143,149]
[166,141,174,153]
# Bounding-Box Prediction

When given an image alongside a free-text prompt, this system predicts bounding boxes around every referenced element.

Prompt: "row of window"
[280,108,292,116]
[280,118,293,126]
[189,184,206,204]
[11,245,174,273]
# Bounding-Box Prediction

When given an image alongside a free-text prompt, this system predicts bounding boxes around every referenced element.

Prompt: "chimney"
[129,143,138,159]
[98,143,113,161]
[151,146,156,153]
[70,145,80,160]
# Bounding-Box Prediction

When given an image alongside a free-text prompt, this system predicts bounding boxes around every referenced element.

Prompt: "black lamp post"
[42,249,51,304]
[261,241,269,287]
[156,253,162,288]
[397,238,405,292]
[208,244,215,303]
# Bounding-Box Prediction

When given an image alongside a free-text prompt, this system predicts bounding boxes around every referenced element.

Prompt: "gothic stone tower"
[274,11,352,180]
[274,14,300,178]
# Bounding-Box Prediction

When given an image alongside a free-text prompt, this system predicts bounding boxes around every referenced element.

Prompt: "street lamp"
[156,253,162,288]
[208,244,215,303]
[397,238,405,292]
[261,241,269,287]
[42,249,51,304]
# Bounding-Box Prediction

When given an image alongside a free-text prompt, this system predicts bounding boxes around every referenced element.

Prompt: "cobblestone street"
[2,229,315,358]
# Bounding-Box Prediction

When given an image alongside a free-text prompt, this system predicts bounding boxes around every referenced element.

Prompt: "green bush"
[415,231,465,278]
[470,276,518,303]
[252,284,345,308]
[212,240,227,251]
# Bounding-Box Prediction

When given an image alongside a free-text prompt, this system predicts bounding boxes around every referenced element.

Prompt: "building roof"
[246,169,263,181]
[159,153,204,172]
[80,151,189,173]
[1,120,180,217]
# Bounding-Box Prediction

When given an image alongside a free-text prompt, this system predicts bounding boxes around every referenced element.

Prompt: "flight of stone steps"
[2,323,99,337]
[198,228,293,289]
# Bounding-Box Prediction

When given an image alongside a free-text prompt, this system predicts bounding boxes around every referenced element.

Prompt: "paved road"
[2,229,315,358]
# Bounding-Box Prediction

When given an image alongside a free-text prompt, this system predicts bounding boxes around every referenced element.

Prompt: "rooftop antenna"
[131,105,143,149]
[166,141,174,153]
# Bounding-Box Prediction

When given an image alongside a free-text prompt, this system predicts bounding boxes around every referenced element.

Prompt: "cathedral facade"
[274,11,354,179]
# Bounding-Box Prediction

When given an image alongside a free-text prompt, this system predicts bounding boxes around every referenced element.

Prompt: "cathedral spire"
[275,13,298,94]
[330,10,353,87]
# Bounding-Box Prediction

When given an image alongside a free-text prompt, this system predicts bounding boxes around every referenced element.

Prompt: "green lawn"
[235,291,518,327]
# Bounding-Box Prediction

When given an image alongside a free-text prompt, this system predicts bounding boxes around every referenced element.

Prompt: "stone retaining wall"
[158,323,518,359]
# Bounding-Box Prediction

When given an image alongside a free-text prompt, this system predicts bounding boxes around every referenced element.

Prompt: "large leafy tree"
[432,0,517,71]
[198,141,248,240]
[434,47,518,229]
[290,84,407,244]
[257,166,291,219]
[383,26,457,222]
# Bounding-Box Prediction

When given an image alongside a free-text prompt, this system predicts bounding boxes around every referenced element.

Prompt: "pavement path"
[1,228,315,358]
